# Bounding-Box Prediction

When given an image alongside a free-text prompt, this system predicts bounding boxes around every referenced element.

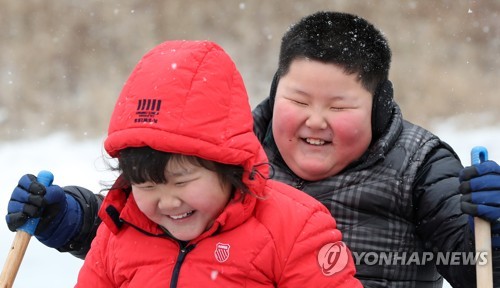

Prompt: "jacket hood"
[104,40,268,197]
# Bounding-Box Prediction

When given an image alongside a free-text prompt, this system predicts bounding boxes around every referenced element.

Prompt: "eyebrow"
[291,89,346,101]
[165,168,194,177]
[286,84,347,100]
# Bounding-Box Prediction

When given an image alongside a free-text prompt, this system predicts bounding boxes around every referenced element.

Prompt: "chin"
[301,172,330,181]
[295,164,333,181]
[168,228,202,242]
[172,234,197,242]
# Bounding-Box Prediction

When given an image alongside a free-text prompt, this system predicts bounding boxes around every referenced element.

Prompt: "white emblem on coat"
[214,242,230,263]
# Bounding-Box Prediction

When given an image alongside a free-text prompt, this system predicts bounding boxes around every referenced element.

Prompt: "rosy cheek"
[133,193,155,214]
[331,116,369,143]
[273,105,300,133]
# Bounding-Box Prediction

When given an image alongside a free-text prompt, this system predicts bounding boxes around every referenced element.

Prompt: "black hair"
[116,146,249,194]
[278,11,391,94]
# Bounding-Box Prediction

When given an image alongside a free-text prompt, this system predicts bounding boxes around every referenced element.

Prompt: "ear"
[371,80,394,142]
[268,71,280,109]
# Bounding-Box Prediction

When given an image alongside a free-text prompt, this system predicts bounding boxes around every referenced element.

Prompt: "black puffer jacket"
[253,94,485,288]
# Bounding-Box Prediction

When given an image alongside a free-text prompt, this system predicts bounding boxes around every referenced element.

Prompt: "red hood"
[101,40,268,235]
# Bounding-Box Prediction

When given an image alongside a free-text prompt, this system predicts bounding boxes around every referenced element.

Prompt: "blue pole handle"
[17,170,54,235]
[470,146,493,287]
[471,146,488,165]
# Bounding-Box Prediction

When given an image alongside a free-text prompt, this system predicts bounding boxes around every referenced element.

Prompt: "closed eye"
[175,181,188,187]
[287,98,307,106]
[330,107,347,111]
[174,177,198,187]
[133,183,157,190]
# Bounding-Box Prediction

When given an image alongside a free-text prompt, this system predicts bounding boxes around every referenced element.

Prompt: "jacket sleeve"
[413,142,500,287]
[75,224,114,287]
[57,186,103,259]
[277,206,362,288]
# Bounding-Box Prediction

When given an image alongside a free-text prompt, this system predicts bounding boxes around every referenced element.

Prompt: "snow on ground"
[0,134,113,287]
[0,124,499,287]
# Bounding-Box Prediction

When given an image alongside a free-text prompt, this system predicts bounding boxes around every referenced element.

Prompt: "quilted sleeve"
[277,200,362,287]
[58,185,103,259]
[413,142,477,287]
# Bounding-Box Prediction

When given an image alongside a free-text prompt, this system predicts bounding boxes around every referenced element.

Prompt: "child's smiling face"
[132,159,232,241]
[272,58,373,181]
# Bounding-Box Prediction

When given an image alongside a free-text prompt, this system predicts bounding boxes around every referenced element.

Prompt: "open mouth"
[168,210,195,220]
[303,137,331,146]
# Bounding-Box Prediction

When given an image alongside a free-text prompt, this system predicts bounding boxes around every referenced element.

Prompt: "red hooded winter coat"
[75,40,361,288]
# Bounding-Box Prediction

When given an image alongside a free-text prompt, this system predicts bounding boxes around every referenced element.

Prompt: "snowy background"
[0,120,499,287]
[1,1,498,287]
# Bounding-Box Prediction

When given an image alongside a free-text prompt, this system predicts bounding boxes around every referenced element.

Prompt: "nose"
[305,110,327,130]
[158,191,182,211]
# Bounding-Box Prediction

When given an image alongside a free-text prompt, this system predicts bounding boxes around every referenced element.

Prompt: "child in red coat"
[74,40,361,287]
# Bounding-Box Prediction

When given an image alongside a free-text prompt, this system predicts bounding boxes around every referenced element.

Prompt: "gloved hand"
[459,160,500,248]
[6,174,82,249]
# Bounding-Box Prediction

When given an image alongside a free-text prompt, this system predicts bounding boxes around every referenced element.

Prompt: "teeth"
[305,138,325,145]
[169,211,194,220]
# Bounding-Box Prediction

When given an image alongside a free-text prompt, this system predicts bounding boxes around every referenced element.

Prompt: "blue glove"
[6,174,83,249]
[459,160,500,247]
